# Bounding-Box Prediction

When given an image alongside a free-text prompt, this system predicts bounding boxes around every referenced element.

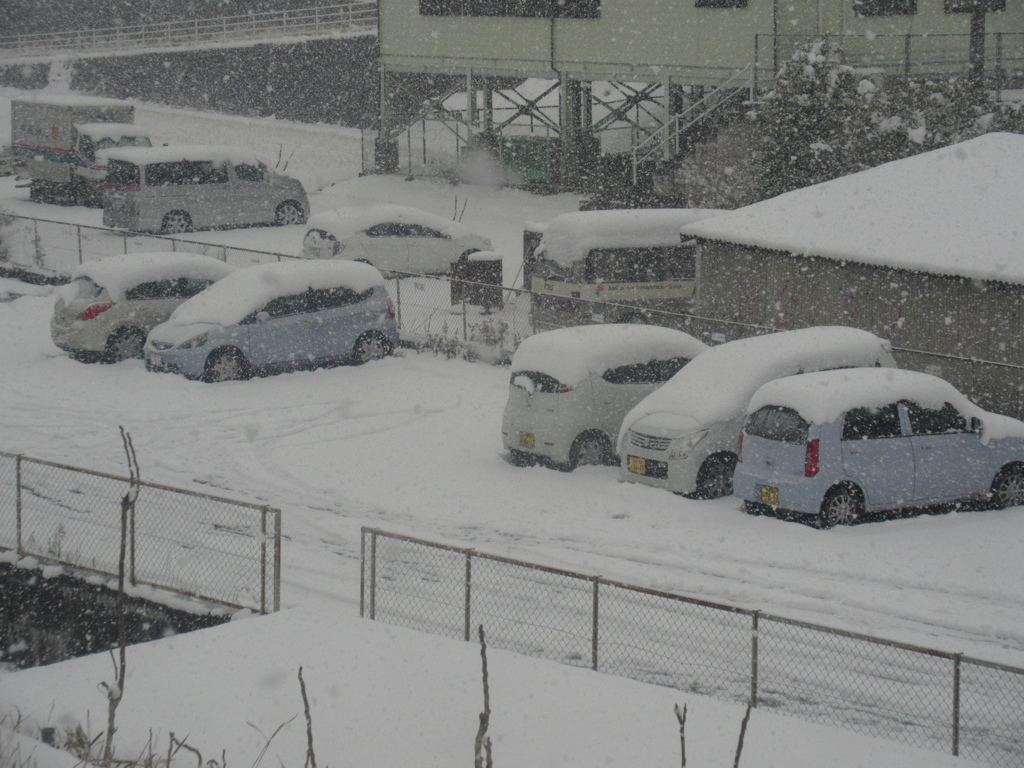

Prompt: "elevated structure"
[376,0,1024,186]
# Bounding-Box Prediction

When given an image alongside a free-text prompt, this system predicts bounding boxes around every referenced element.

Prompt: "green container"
[501,136,559,185]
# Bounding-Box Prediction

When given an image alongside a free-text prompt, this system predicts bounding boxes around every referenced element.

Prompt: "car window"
[146,160,229,186]
[905,401,969,436]
[584,245,695,284]
[70,277,103,300]
[365,222,409,237]
[510,370,565,394]
[602,357,691,384]
[306,286,372,311]
[261,293,309,319]
[107,160,141,187]
[124,278,215,301]
[405,224,447,239]
[745,405,810,444]
[233,163,267,182]
[842,404,903,440]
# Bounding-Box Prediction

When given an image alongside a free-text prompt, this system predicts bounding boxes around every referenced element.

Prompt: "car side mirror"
[255,311,271,323]
[971,416,983,433]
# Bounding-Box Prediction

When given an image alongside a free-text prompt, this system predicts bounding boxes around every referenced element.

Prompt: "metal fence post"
[952,653,962,756]
[123,234,128,255]
[395,277,403,330]
[369,528,377,620]
[77,225,83,265]
[129,497,137,586]
[591,576,600,671]
[750,610,760,708]
[904,34,912,77]
[260,507,268,613]
[273,508,281,612]
[464,549,473,641]
[15,455,23,555]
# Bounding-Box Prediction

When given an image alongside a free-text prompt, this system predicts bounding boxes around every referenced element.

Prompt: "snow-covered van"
[10,95,152,206]
[102,145,309,234]
[529,208,722,331]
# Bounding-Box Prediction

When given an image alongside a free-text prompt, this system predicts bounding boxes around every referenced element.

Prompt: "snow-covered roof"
[537,209,724,267]
[75,123,150,140]
[681,133,1024,285]
[166,259,385,328]
[71,252,234,303]
[749,368,1024,442]
[102,144,262,166]
[13,94,129,108]
[621,326,894,437]
[511,324,709,386]
[306,204,486,242]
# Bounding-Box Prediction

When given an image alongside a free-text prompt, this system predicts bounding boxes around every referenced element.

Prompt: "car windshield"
[511,370,564,394]
[746,405,809,444]
[69,277,104,301]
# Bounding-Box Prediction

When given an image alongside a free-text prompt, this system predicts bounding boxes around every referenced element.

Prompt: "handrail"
[0,2,378,59]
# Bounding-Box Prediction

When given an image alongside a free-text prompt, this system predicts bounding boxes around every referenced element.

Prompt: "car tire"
[508,449,537,467]
[275,200,306,226]
[161,211,193,234]
[693,453,738,499]
[352,332,393,365]
[743,500,769,516]
[819,484,864,529]
[569,431,613,470]
[990,464,1024,509]
[104,327,146,363]
[203,348,250,383]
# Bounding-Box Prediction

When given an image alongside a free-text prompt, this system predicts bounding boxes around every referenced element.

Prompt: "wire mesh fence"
[1,450,281,614]
[360,527,1024,766]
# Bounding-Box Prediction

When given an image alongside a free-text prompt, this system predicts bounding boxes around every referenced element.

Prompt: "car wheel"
[569,431,613,470]
[353,332,393,365]
[508,449,537,467]
[743,500,768,516]
[104,327,146,363]
[161,211,193,234]
[990,464,1024,509]
[203,348,250,383]
[819,484,864,529]
[693,453,738,499]
[275,200,305,226]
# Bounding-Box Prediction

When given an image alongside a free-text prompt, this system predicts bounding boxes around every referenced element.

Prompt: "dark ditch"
[0,561,231,669]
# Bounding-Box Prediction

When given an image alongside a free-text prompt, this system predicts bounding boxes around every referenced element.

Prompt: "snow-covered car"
[735,368,1024,527]
[101,145,309,233]
[145,260,398,382]
[50,252,235,363]
[502,324,708,470]
[618,326,897,499]
[299,204,492,275]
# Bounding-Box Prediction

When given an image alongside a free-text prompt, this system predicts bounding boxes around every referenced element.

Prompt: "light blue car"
[734,368,1024,528]
[144,260,399,382]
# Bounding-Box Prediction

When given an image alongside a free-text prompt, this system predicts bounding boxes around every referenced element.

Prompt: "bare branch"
[473,625,491,768]
[674,702,687,768]
[733,703,752,768]
[298,667,317,768]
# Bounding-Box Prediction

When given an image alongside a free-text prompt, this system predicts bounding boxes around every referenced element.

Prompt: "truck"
[10,95,153,207]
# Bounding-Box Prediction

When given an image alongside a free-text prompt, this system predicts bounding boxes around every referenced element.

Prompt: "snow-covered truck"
[10,95,152,206]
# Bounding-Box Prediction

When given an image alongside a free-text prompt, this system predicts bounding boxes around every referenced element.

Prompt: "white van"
[502,324,709,470]
[101,145,309,234]
[529,208,722,331]
[618,326,897,498]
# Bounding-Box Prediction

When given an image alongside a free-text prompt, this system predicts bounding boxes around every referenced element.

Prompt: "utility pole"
[968,0,989,91]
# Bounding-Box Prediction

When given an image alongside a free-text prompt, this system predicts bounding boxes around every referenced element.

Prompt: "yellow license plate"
[760,486,780,505]
[627,455,646,475]
[519,432,535,449]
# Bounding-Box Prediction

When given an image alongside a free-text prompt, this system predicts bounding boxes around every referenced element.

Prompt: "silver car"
[102,145,309,234]
[50,252,235,362]
[145,260,400,382]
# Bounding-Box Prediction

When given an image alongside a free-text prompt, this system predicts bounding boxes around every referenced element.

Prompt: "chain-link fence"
[0,451,281,614]
[360,527,1024,766]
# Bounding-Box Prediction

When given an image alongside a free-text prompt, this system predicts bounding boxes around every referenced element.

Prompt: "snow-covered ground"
[0,88,1021,767]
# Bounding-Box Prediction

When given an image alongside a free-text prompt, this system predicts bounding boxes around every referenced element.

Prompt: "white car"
[502,324,708,470]
[300,204,492,275]
[618,326,897,498]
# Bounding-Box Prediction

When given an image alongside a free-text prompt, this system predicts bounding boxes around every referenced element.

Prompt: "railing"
[0,2,378,60]
[0,451,281,614]
[360,527,1024,767]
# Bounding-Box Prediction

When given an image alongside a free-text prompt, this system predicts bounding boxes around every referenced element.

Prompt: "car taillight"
[556,384,574,393]
[386,297,396,319]
[77,302,114,321]
[805,438,820,477]
[737,431,744,463]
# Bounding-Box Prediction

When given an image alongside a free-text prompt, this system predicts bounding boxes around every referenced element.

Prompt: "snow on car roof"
[748,368,1024,442]
[681,133,1024,285]
[621,326,894,436]
[72,252,234,302]
[166,259,385,328]
[306,204,486,243]
[75,123,150,140]
[511,324,709,387]
[102,144,263,166]
[536,209,724,268]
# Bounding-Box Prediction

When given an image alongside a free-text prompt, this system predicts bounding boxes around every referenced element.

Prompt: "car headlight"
[178,332,208,349]
[668,430,708,461]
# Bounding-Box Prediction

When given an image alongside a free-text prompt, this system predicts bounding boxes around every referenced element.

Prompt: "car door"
[231,162,275,225]
[405,223,455,274]
[306,286,373,363]
[905,400,990,502]
[362,222,411,273]
[840,403,916,509]
[243,292,315,370]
